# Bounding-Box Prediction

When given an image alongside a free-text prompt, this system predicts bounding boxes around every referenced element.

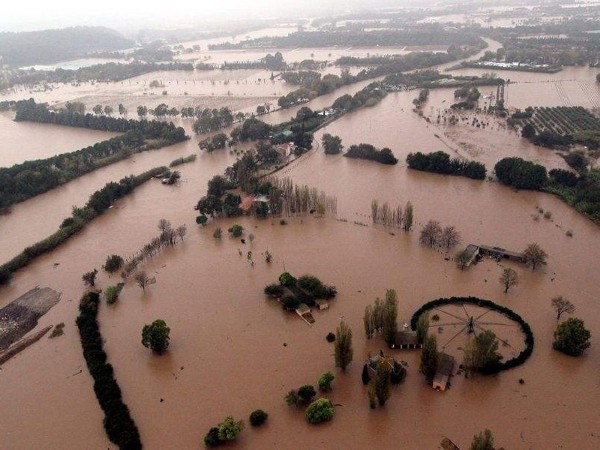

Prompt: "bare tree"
[551,296,575,321]
[419,220,442,247]
[82,269,98,287]
[176,225,187,241]
[158,219,172,233]
[523,243,548,271]
[134,271,152,292]
[499,267,519,293]
[440,225,461,249]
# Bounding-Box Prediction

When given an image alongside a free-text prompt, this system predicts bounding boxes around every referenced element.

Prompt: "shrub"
[249,409,268,427]
[204,427,221,447]
[104,284,124,304]
[213,227,222,239]
[278,272,297,287]
[298,385,316,404]
[318,372,335,392]
[285,389,299,407]
[305,398,334,424]
[264,284,284,298]
[228,224,244,237]
[326,332,336,343]
[103,254,124,273]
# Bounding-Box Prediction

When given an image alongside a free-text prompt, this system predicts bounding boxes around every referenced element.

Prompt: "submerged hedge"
[410,296,534,374]
[76,291,142,449]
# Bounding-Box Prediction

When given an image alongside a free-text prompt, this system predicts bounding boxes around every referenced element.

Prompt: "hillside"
[0,26,133,66]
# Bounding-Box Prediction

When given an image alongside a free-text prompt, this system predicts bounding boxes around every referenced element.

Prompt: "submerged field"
[0,36,599,450]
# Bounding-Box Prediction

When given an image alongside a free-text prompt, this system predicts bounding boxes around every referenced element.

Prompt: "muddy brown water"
[0,112,120,167]
[1,40,600,449]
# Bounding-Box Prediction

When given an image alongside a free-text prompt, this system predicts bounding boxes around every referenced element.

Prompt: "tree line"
[406,151,487,180]
[0,100,187,211]
[344,143,398,165]
[0,166,167,286]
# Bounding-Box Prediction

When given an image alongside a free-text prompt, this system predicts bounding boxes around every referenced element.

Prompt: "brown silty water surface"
[1,41,600,449]
[0,112,120,167]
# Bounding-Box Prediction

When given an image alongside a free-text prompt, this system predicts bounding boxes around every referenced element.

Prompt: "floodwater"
[1,37,600,450]
[0,112,120,167]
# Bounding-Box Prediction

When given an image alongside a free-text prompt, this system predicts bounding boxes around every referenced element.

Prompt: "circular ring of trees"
[410,296,534,374]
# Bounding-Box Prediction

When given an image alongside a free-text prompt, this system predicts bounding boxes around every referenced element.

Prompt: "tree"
[204,427,221,447]
[334,320,353,371]
[499,267,519,293]
[217,416,244,442]
[402,202,413,231]
[374,358,392,406]
[103,254,124,274]
[92,104,103,115]
[456,249,470,270]
[249,410,268,427]
[420,220,442,247]
[363,305,375,339]
[228,224,244,237]
[104,105,114,116]
[463,330,502,374]
[361,364,371,385]
[416,313,429,344]
[82,269,98,287]
[523,243,548,271]
[134,271,152,291]
[382,289,398,347]
[141,319,170,354]
[196,215,208,226]
[322,133,343,154]
[285,389,300,407]
[279,272,297,287]
[137,105,148,118]
[553,318,591,356]
[420,335,439,382]
[118,103,126,116]
[318,372,335,392]
[551,296,575,321]
[305,398,334,424]
[298,385,316,404]
[213,227,222,239]
[469,429,494,450]
[440,226,461,249]
[521,123,536,139]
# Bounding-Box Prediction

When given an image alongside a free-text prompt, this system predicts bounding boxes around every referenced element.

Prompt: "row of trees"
[0,166,167,286]
[406,151,487,180]
[344,143,398,165]
[419,220,461,250]
[370,200,413,230]
[363,290,399,346]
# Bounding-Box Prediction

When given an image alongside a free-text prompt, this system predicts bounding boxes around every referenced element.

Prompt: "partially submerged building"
[432,352,456,391]
[391,330,423,350]
[461,244,525,267]
[295,303,315,325]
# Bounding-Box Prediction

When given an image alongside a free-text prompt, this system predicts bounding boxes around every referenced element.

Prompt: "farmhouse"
[391,330,422,350]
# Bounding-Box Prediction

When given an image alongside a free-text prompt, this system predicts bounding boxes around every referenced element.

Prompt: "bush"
[305,398,334,424]
[228,224,244,237]
[264,284,284,298]
[204,427,221,447]
[298,385,316,404]
[103,254,124,273]
[104,284,124,305]
[278,272,297,287]
[249,409,268,427]
[318,372,335,392]
[326,332,336,343]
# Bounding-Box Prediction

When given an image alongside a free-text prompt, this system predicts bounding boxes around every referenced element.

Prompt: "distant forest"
[0,26,133,66]
[209,27,485,50]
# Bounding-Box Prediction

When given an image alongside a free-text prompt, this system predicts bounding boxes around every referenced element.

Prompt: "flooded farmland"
[1,25,600,450]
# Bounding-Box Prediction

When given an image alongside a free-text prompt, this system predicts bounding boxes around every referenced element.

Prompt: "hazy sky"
[0,0,420,32]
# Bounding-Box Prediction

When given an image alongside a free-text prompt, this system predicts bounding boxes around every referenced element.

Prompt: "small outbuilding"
[432,352,456,391]
[391,330,422,350]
